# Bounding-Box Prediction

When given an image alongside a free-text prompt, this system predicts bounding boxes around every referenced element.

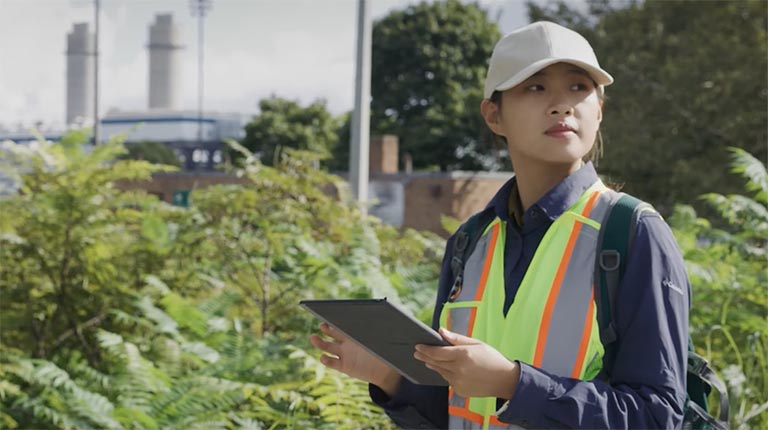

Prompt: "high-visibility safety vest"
[439,180,616,429]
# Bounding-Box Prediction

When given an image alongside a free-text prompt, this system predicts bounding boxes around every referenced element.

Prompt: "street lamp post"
[190,0,212,148]
[350,0,372,215]
[93,0,101,144]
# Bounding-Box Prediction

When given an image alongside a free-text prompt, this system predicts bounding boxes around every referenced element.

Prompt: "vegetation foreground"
[0,134,765,429]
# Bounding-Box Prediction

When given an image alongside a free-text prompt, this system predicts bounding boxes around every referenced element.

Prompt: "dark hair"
[488,85,605,166]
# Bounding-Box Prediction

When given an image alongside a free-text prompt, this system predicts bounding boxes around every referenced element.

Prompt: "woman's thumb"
[439,327,478,345]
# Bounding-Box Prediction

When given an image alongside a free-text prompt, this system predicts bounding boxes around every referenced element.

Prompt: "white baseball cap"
[483,21,614,99]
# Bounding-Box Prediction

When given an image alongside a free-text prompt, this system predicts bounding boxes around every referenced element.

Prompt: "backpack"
[449,193,729,430]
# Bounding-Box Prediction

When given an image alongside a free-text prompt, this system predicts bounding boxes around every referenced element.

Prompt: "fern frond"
[729,147,768,204]
[136,296,180,336]
[160,293,209,337]
[149,376,247,426]
[197,288,241,316]
[96,330,170,410]
[3,356,121,429]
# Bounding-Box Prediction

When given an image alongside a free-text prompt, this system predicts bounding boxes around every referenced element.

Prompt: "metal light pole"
[93,0,101,144]
[350,0,372,215]
[190,0,212,148]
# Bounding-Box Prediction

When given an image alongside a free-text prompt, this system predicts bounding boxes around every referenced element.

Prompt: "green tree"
[120,141,181,167]
[240,96,340,166]
[371,0,501,171]
[528,0,768,214]
[326,111,351,172]
[669,148,767,430]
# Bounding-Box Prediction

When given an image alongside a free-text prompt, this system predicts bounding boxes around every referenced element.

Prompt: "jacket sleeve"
[497,212,690,429]
[368,235,457,429]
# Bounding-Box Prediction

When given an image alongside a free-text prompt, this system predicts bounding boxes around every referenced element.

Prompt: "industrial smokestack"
[66,23,95,126]
[147,13,183,110]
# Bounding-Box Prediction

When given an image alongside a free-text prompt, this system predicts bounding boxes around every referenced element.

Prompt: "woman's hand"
[414,328,520,399]
[309,322,401,396]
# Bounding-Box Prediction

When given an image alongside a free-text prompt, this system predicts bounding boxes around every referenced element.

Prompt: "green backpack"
[450,193,729,430]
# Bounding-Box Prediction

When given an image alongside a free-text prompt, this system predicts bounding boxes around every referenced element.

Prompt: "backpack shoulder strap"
[449,208,496,301]
[594,192,652,377]
[595,193,730,429]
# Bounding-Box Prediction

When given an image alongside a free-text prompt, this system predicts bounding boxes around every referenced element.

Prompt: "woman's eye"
[571,83,590,91]
[526,84,545,92]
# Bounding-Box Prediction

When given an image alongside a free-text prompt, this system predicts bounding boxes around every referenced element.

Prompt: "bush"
[0,133,443,429]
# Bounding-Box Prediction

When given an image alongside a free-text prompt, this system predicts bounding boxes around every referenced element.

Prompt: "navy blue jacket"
[370,162,690,429]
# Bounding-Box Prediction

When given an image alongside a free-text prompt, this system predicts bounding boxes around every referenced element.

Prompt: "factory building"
[101,109,243,170]
[1,13,242,172]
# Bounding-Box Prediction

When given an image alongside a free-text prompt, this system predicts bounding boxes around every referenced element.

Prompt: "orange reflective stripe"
[467,307,478,338]
[448,405,485,424]
[581,190,601,217]
[448,388,469,408]
[534,191,601,367]
[569,191,601,376]
[489,415,506,426]
[467,222,500,337]
[474,222,500,301]
[571,287,596,378]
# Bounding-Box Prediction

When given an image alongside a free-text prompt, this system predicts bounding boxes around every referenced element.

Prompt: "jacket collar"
[487,162,600,229]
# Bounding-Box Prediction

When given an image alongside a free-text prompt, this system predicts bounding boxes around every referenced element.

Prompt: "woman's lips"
[545,124,577,138]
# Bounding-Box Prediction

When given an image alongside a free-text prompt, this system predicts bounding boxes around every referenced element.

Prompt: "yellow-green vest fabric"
[439,181,615,429]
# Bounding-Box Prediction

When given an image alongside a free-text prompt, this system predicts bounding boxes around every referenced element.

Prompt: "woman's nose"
[549,103,574,117]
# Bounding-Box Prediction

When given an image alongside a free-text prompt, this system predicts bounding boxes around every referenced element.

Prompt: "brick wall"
[116,172,250,203]
[117,170,513,238]
[369,135,399,174]
[403,172,513,236]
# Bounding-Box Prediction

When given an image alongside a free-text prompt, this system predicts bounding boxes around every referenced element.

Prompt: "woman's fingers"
[310,333,342,357]
[319,322,347,342]
[319,353,343,371]
[311,330,348,372]
[311,323,352,372]
[414,347,455,364]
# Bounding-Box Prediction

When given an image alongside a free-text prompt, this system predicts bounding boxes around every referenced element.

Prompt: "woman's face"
[482,62,603,168]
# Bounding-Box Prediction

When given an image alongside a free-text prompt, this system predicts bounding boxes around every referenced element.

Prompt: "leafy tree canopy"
[529,0,768,213]
[241,96,340,166]
[371,0,502,171]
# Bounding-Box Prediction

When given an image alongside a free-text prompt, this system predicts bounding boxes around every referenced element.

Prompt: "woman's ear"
[480,99,504,136]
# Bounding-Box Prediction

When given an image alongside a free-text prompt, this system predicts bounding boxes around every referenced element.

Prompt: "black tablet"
[300,298,449,386]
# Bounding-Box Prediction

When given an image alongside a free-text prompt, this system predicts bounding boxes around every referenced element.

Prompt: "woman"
[310,21,689,429]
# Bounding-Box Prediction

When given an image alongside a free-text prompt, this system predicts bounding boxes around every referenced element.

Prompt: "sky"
[0,0,535,131]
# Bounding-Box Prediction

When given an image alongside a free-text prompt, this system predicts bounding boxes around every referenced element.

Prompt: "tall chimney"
[148,14,183,110]
[370,135,399,174]
[66,23,94,126]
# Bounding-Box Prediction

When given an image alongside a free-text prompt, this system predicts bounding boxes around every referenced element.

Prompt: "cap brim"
[488,58,614,98]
